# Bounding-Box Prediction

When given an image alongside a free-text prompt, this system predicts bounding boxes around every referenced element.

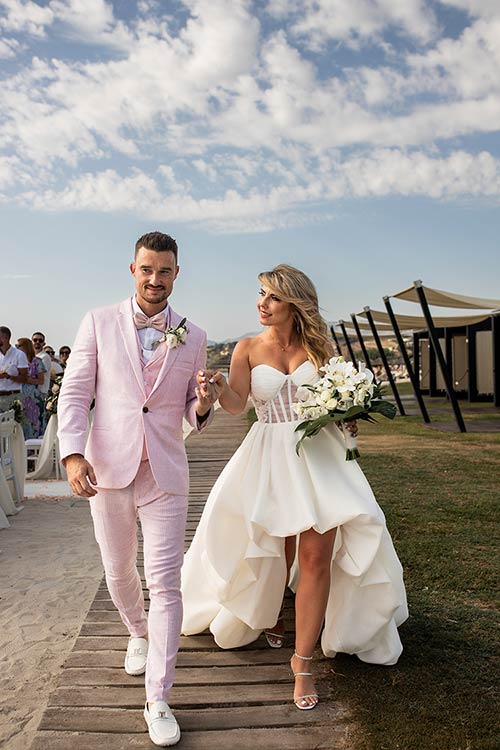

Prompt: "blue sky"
[1,0,499,346]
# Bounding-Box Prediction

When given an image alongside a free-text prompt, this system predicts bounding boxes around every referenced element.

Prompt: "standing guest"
[58,231,218,746]
[17,338,47,438]
[31,332,51,397]
[0,326,28,412]
[58,346,71,369]
[43,344,64,381]
[32,332,51,433]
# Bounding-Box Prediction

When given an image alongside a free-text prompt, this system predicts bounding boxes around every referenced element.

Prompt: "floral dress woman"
[21,356,47,439]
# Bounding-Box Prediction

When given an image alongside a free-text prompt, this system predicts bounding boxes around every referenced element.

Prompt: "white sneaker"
[144,701,180,746]
[124,637,148,675]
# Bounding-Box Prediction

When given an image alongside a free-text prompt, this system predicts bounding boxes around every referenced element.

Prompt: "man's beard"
[140,287,169,305]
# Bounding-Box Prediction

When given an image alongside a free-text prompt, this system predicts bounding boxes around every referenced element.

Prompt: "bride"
[181,264,408,710]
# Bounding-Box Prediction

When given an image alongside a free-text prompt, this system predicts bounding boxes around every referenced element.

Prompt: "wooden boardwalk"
[31,410,350,749]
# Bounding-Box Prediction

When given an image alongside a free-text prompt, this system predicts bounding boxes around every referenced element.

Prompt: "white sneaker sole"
[143,709,181,747]
[124,661,146,676]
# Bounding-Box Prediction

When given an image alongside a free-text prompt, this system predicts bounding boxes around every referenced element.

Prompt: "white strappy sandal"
[291,652,319,710]
[264,604,285,649]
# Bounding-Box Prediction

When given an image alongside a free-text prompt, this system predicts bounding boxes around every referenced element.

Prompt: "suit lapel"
[148,308,184,398]
[117,298,146,396]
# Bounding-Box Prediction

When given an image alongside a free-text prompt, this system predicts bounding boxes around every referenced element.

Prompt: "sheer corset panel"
[250,361,318,424]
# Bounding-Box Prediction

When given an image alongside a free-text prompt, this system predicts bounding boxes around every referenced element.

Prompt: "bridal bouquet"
[292,356,397,460]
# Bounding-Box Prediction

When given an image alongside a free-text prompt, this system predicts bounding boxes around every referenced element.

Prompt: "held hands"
[195,369,226,413]
[65,454,98,498]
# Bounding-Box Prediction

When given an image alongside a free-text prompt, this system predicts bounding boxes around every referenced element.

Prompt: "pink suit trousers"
[90,459,187,703]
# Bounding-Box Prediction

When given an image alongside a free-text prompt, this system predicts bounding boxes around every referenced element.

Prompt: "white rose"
[165,333,178,348]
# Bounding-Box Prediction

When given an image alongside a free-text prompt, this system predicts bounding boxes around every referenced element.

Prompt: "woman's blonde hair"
[16,337,35,362]
[258,264,331,371]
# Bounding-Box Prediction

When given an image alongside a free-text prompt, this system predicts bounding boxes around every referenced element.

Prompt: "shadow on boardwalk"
[30,409,354,749]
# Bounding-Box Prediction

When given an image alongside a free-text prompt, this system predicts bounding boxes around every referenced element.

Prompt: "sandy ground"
[0,492,103,749]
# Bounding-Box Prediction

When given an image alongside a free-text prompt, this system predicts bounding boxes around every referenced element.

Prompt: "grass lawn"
[247,407,499,748]
[323,414,500,750]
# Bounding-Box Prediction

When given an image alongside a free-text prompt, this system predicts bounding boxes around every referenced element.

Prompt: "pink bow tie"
[133,311,166,331]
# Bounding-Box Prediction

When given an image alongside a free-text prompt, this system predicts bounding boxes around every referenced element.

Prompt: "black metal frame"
[413,281,466,432]
[383,297,430,423]
[339,320,358,367]
[329,325,343,357]
[363,307,406,416]
[350,314,377,383]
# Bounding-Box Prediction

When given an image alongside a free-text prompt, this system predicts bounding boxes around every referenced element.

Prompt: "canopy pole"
[383,296,430,423]
[493,316,500,408]
[339,320,358,367]
[364,307,406,416]
[350,314,378,383]
[413,281,466,432]
[329,325,343,357]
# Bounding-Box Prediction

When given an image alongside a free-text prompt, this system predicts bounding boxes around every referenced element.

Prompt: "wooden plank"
[74,634,275,652]
[58,664,291,687]
[65,648,294,669]
[51,683,291,707]
[39,702,347,732]
[31,726,344,750]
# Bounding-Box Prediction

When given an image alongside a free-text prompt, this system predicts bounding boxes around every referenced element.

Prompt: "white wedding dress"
[181,361,408,665]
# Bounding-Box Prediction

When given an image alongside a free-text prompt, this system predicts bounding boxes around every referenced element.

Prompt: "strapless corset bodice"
[250,360,318,424]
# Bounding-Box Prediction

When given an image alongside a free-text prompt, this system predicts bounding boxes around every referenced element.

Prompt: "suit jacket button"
[142,406,149,413]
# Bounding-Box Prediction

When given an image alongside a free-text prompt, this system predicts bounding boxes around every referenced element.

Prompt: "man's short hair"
[0,326,11,339]
[135,232,178,261]
[32,331,45,340]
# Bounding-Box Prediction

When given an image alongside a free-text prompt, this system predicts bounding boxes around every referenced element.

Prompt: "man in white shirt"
[0,326,28,412]
[32,332,51,395]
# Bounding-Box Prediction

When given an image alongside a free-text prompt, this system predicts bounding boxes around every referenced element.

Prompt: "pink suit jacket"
[57,298,212,495]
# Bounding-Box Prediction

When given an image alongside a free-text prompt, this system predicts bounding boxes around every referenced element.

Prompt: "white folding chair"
[25,438,43,473]
[0,410,22,502]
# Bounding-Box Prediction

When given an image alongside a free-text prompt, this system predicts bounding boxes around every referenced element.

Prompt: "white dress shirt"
[0,346,29,392]
[36,351,52,394]
[132,297,169,363]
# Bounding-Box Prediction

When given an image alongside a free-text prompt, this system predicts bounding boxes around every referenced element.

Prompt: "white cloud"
[1,2,500,232]
[0,0,54,37]
[0,35,20,57]
[20,149,500,233]
[267,0,438,48]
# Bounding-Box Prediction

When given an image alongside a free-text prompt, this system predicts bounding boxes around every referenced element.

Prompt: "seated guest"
[58,346,71,369]
[17,338,47,439]
[0,326,28,412]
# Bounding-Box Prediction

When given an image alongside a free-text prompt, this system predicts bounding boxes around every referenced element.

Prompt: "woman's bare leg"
[292,526,336,707]
[265,535,297,646]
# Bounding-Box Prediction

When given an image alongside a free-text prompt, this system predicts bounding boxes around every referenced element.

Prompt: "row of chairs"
[0,410,22,514]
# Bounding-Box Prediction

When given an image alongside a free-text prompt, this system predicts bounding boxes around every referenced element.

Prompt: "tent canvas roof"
[392,284,500,310]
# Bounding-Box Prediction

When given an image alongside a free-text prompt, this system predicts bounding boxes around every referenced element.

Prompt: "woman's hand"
[197,370,226,400]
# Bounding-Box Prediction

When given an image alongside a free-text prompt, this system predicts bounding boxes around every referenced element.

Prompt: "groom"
[58,232,216,747]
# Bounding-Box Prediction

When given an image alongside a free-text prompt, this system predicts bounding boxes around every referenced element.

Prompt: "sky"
[1,0,500,346]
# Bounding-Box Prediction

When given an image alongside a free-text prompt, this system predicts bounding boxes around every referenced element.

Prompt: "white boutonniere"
[154,317,189,350]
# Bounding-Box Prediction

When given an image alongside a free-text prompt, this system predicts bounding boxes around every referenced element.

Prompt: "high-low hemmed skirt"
[181,419,408,665]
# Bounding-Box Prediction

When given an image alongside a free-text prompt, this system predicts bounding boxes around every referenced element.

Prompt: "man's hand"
[195,369,225,416]
[65,454,98,498]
